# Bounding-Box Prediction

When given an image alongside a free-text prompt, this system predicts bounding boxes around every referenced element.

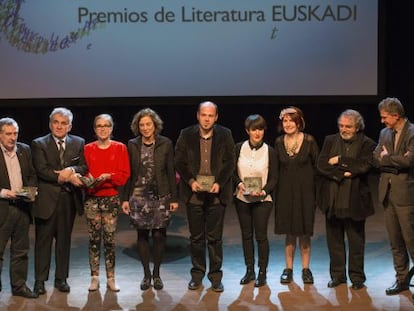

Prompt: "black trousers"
[0,204,30,289]
[186,202,225,283]
[325,216,366,283]
[235,199,272,270]
[34,192,76,281]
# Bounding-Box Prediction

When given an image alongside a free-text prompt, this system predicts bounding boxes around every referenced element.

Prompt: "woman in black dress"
[274,107,319,284]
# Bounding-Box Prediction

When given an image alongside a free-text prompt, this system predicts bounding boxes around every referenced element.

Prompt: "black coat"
[174,124,235,207]
[120,134,178,204]
[317,133,376,221]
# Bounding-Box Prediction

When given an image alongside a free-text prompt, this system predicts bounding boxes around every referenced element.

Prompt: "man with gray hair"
[373,97,414,296]
[317,109,376,290]
[0,117,38,298]
[31,107,87,295]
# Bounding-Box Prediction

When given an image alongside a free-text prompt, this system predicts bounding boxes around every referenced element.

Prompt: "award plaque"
[79,175,100,189]
[15,186,38,202]
[196,175,215,192]
[243,177,262,195]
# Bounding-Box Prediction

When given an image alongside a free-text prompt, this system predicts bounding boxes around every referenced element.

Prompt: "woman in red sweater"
[83,114,130,292]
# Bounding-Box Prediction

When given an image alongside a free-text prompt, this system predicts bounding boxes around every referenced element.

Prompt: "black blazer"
[0,142,37,227]
[31,133,87,219]
[174,124,235,206]
[120,135,178,204]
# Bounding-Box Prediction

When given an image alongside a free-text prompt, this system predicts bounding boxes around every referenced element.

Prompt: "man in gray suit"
[31,107,87,295]
[0,117,38,298]
[373,97,414,296]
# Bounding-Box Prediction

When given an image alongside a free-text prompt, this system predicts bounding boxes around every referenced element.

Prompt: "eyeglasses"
[95,124,111,129]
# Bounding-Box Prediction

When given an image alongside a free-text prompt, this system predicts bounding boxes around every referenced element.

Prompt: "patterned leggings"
[84,195,119,277]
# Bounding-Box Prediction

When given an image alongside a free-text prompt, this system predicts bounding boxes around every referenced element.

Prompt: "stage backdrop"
[0,0,379,99]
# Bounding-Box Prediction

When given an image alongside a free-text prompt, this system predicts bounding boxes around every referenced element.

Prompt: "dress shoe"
[107,277,120,292]
[407,267,414,285]
[140,277,151,291]
[280,268,293,284]
[385,281,409,295]
[153,276,164,290]
[351,282,365,290]
[12,285,39,299]
[211,281,224,292]
[33,280,46,295]
[255,270,267,287]
[240,267,255,285]
[327,279,346,288]
[302,268,314,284]
[188,279,201,290]
[54,279,70,292]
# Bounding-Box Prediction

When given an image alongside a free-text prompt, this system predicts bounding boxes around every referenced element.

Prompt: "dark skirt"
[129,187,171,229]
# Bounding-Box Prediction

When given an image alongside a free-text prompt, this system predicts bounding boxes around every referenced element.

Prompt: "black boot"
[255,268,267,287]
[240,266,255,285]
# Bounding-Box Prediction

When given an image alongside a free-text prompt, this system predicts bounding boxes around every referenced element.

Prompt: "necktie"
[391,130,397,151]
[58,139,65,167]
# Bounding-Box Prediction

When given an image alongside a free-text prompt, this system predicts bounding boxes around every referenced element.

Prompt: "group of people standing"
[0,97,413,299]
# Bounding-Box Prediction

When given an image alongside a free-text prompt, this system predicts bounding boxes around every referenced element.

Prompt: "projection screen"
[0,0,379,99]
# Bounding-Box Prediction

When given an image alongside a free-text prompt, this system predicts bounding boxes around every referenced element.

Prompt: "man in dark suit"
[373,97,414,296]
[174,101,235,292]
[0,117,38,298]
[31,107,87,295]
[317,109,376,291]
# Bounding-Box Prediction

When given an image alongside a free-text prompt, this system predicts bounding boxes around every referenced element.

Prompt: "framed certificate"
[196,175,215,192]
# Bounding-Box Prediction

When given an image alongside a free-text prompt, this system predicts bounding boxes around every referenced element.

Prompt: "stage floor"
[1,203,413,310]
